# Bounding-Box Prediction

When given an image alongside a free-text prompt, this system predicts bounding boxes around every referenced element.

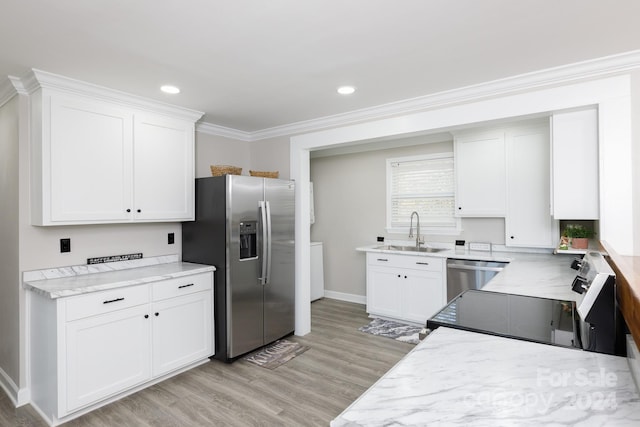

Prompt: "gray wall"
[195,132,250,178]
[0,96,20,387]
[309,139,506,300]
[250,136,290,179]
[195,132,291,180]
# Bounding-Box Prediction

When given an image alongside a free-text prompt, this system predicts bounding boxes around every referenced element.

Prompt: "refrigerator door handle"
[265,200,272,285]
[259,201,268,285]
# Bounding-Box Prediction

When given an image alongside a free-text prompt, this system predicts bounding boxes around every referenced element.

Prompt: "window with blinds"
[386,153,458,233]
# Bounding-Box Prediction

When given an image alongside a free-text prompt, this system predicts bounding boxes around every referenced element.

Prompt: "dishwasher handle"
[447,264,505,273]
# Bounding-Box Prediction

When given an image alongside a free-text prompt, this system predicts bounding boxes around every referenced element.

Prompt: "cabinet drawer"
[367,253,443,272]
[65,285,150,322]
[152,272,213,301]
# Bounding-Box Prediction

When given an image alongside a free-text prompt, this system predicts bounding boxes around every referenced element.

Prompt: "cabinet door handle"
[126,209,131,213]
[178,283,194,289]
[144,314,149,319]
[155,312,159,317]
[103,297,124,304]
[377,258,389,262]
[137,209,142,213]
[415,262,429,265]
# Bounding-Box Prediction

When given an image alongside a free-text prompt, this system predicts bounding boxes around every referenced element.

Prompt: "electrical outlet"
[168,233,175,244]
[60,238,71,253]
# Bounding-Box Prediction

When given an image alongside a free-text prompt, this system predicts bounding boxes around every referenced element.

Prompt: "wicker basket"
[249,170,279,178]
[210,165,242,176]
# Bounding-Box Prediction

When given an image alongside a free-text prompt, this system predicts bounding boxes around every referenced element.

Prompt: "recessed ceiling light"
[337,85,356,95]
[160,85,180,94]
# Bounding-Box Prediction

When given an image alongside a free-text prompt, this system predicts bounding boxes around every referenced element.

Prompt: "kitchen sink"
[375,245,447,253]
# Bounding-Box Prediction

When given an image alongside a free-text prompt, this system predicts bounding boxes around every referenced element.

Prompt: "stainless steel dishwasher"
[446,258,508,301]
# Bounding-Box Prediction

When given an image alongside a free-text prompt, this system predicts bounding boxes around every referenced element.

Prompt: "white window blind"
[387,153,456,231]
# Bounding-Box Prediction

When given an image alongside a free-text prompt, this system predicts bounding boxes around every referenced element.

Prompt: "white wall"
[0,95,20,395]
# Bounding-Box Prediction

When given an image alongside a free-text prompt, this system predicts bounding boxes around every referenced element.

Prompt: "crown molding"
[0,78,18,108]
[197,49,640,142]
[196,121,252,142]
[16,69,204,122]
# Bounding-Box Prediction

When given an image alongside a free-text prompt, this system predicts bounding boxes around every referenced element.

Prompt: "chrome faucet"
[409,211,422,248]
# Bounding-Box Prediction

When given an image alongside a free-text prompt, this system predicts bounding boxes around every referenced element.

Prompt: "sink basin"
[375,245,447,253]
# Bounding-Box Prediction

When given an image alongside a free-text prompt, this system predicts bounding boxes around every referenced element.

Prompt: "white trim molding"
[13,69,204,122]
[323,291,366,306]
[0,78,17,108]
[198,49,640,142]
[196,121,252,141]
[0,366,29,407]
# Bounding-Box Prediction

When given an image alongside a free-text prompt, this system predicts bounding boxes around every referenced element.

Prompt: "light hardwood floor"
[1,298,414,426]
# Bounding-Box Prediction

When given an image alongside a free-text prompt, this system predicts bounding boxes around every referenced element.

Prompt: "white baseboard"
[0,366,29,407]
[323,290,366,305]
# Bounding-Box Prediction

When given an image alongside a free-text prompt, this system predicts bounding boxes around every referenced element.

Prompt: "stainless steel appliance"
[446,258,508,301]
[429,252,626,356]
[570,251,625,355]
[182,175,295,362]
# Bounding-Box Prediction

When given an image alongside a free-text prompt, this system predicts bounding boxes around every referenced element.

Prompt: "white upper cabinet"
[45,94,134,223]
[454,130,506,217]
[505,125,557,248]
[550,108,599,220]
[454,121,557,248]
[133,113,195,221]
[25,70,203,226]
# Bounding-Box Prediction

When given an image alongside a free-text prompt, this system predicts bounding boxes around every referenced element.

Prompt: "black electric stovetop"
[426,290,579,349]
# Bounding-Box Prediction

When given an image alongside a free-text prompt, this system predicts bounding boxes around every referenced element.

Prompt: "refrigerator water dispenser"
[239,221,257,259]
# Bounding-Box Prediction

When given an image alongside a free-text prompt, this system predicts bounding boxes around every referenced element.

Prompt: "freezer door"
[264,179,296,343]
[227,175,264,358]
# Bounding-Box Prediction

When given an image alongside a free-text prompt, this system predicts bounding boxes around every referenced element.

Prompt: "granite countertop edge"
[23,255,216,299]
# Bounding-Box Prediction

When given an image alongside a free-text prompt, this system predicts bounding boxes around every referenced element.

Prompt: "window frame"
[385,152,461,236]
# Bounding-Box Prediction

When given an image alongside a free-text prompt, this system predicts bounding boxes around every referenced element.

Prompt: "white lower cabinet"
[65,305,152,412]
[29,271,213,425]
[151,291,213,377]
[366,253,445,324]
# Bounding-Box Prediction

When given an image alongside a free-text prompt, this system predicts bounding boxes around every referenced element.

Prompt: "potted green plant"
[562,224,594,250]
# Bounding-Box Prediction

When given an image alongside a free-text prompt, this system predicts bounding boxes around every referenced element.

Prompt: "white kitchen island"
[332,327,640,426]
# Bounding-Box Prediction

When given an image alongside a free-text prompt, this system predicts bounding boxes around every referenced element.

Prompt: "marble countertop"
[23,255,215,298]
[332,327,640,426]
[358,243,581,301]
[482,252,579,302]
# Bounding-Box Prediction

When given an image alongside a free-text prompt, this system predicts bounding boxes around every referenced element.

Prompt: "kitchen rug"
[359,318,424,345]
[244,339,309,369]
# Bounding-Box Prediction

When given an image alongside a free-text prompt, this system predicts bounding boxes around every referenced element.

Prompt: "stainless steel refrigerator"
[182,175,295,362]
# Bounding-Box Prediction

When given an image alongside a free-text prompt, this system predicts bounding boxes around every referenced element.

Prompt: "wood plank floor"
[1,299,414,426]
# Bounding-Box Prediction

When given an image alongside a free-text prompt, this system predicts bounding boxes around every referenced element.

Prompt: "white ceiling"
[2,0,640,133]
